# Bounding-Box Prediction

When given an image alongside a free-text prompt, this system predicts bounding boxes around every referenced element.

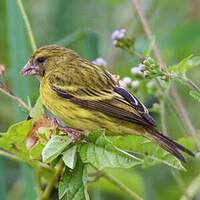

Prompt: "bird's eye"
[36,57,46,64]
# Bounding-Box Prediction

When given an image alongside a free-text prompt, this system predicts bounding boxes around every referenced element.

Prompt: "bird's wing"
[49,60,116,101]
[48,61,156,127]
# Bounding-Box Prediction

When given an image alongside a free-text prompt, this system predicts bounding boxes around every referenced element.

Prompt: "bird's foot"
[51,118,84,142]
[60,127,83,142]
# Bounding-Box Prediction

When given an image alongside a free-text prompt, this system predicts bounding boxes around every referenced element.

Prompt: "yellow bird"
[21,45,194,162]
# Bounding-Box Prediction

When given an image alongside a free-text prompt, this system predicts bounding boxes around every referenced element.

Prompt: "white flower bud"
[131,67,143,76]
[122,77,132,84]
[119,80,127,88]
[138,63,145,70]
[92,57,107,66]
[131,80,140,88]
[111,29,126,40]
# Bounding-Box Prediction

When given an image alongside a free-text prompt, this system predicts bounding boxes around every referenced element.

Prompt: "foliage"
[0,0,200,200]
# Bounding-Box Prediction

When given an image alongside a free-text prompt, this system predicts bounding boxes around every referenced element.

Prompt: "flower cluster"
[111,29,134,50]
[119,76,140,90]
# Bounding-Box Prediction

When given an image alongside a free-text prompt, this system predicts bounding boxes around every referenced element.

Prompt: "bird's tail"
[147,128,195,162]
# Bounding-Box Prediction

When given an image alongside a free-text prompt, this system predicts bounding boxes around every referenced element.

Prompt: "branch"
[93,166,143,200]
[41,160,64,200]
[131,0,200,150]
[17,0,37,51]
[0,149,23,162]
[132,0,165,70]
[179,173,200,200]
[0,81,31,112]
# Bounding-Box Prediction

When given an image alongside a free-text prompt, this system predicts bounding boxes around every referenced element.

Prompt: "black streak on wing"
[50,83,195,162]
[150,129,195,162]
[51,86,151,127]
[114,87,156,126]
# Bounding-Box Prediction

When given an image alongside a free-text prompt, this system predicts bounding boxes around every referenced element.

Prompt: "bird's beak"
[21,61,40,76]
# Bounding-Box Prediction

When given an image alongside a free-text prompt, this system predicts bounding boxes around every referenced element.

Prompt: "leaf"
[58,158,89,200]
[0,120,33,161]
[29,97,44,120]
[189,90,200,102]
[112,135,188,170]
[168,55,200,75]
[29,142,44,160]
[62,145,77,169]
[79,130,142,170]
[42,135,71,163]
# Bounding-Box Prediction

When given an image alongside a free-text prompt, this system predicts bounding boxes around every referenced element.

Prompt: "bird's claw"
[51,118,84,142]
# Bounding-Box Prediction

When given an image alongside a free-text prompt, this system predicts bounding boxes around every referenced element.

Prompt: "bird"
[21,45,194,162]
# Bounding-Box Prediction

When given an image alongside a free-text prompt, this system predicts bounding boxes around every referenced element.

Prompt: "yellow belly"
[40,79,145,136]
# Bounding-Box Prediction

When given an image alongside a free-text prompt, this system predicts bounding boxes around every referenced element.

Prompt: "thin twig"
[41,160,64,200]
[102,170,143,200]
[170,86,200,149]
[160,101,168,135]
[177,76,200,94]
[132,0,165,70]
[179,173,200,200]
[0,149,23,162]
[16,0,37,51]
[131,0,199,150]
[0,83,31,112]
[93,166,143,200]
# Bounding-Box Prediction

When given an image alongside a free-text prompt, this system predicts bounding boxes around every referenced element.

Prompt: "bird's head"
[21,45,78,77]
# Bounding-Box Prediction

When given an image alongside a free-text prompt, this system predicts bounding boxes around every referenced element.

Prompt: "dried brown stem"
[132,0,165,70]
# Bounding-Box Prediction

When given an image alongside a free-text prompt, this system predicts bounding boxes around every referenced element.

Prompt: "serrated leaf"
[0,120,33,161]
[168,55,200,75]
[189,90,200,102]
[42,135,71,163]
[29,97,44,120]
[59,158,89,200]
[79,130,142,170]
[62,145,77,169]
[112,135,189,170]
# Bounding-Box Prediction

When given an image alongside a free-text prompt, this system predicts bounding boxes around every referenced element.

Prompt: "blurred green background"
[0,0,200,199]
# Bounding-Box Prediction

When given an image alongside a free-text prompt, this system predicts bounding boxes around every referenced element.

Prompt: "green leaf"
[0,120,32,161]
[168,55,200,75]
[59,158,89,200]
[79,130,142,170]
[189,90,200,102]
[62,145,77,169]
[112,136,187,170]
[29,142,44,160]
[29,97,44,120]
[42,135,71,163]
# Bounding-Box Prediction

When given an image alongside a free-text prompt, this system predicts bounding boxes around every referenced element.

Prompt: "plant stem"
[0,149,23,162]
[41,160,64,200]
[93,166,143,200]
[131,0,165,70]
[0,83,31,112]
[131,0,199,149]
[170,86,200,149]
[102,170,143,200]
[177,76,200,94]
[16,0,37,51]
[160,101,168,135]
[179,173,200,200]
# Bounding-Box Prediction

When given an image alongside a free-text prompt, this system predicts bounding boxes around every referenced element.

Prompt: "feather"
[148,129,195,162]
